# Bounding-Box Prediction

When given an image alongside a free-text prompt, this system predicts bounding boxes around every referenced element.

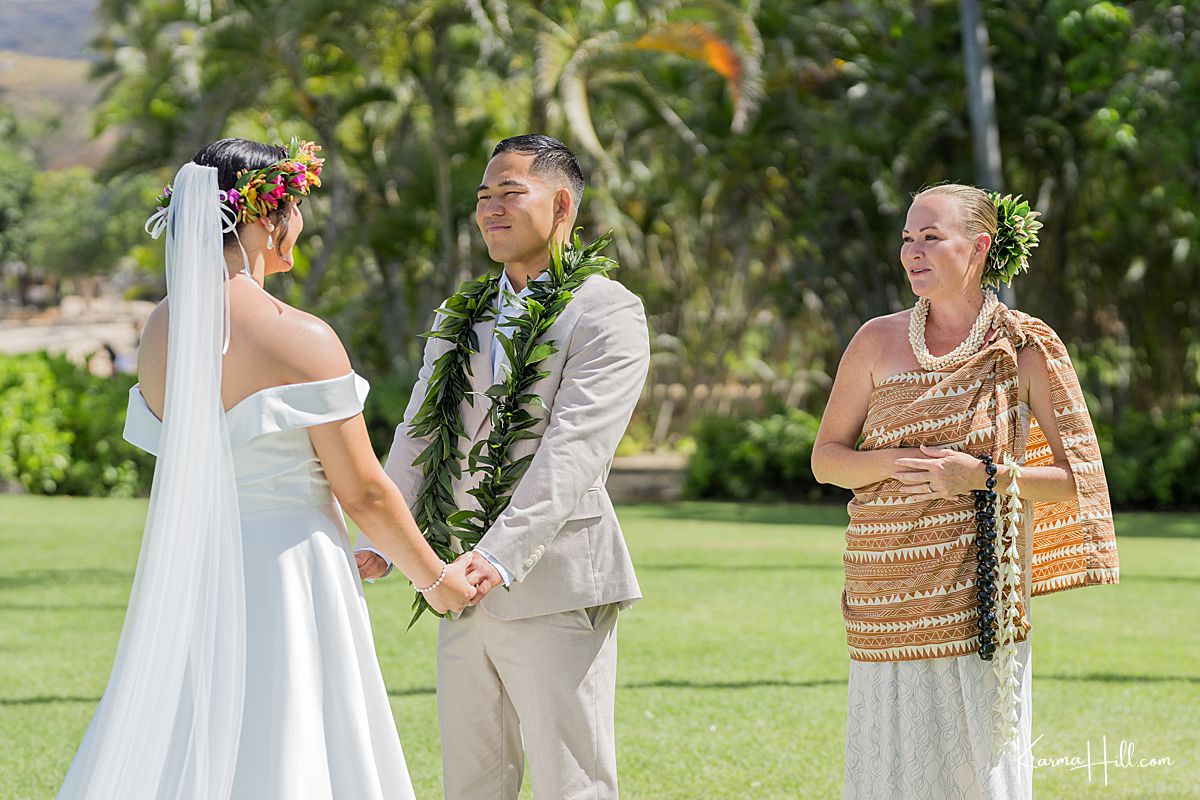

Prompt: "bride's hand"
[423,553,477,614]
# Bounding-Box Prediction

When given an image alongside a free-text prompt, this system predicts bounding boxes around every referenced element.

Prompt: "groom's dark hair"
[492,134,585,210]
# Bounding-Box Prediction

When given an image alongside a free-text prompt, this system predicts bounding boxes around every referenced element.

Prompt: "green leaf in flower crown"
[985,192,1042,289]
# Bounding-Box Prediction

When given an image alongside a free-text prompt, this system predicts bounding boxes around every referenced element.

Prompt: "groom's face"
[475,152,566,266]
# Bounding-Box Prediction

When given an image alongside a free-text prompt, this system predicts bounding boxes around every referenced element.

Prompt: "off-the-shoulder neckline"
[132,370,360,423]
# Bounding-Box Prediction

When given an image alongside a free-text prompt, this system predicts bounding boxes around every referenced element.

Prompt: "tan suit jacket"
[359,273,649,620]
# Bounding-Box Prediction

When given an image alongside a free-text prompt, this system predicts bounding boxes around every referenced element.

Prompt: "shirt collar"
[498,268,549,299]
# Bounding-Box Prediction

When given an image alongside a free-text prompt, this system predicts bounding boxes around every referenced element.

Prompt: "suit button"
[524,558,535,569]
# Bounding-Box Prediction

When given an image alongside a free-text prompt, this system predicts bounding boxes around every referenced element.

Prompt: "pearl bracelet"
[414,561,448,594]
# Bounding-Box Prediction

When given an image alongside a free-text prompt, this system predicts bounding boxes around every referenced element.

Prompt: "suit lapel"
[462,315,497,442]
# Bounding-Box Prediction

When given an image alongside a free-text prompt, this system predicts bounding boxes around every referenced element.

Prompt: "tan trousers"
[436,604,620,800]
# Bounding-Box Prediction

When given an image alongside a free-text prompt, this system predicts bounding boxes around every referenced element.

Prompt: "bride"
[58,138,477,799]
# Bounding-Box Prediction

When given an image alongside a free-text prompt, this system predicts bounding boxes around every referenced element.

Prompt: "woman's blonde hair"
[912,184,1043,288]
[913,183,998,241]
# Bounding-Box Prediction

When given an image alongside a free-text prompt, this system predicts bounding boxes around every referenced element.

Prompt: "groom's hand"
[464,552,503,605]
[356,551,389,581]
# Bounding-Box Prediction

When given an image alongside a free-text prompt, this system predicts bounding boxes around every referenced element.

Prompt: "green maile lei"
[406,231,619,625]
[984,192,1043,289]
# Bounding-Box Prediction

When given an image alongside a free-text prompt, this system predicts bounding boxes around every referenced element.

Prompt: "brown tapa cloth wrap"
[843,306,1119,662]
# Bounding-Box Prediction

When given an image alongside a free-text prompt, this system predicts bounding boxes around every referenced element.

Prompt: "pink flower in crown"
[272,185,287,200]
[292,174,306,186]
[227,189,241,209]
[291,162,306,173]
[163,185,172,196]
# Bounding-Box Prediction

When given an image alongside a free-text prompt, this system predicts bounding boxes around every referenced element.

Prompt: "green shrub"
[0,353,154,496]
[1098,401,1200,511]
[686,408,847,503]
[0,355,72,493]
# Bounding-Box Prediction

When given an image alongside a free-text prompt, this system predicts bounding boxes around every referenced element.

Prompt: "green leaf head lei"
[984,192,1042,289]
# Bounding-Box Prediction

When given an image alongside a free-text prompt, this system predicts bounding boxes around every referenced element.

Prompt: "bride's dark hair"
[191,138,291,248]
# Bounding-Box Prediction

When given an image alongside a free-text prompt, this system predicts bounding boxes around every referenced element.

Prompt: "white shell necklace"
[908,290,999,371]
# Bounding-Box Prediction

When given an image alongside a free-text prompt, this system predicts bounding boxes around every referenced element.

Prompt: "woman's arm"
[1009,345,1078,502]
[276,315,476,613]
[812,319,922,490]
[309,414,476,612]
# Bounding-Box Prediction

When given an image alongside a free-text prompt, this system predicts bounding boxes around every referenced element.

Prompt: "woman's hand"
[423,553,478,614]
[892,445,986,500]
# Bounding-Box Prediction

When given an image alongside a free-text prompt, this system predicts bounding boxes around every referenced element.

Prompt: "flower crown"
[154,138,324,226]
[984,192,1042,289]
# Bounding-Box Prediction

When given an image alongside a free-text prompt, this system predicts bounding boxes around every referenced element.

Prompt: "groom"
[356,134,650,799]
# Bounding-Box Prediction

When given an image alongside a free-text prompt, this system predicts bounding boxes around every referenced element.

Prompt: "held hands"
[892,444,986,501]
[463,551,504,607]
[423,552,507,614]
[355,549,505,612]
[422,553,479,615]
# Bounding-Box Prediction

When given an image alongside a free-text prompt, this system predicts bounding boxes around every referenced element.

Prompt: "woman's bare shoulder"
[232,287,351,382]
[139,297,170,340]
[843,309,917,387]
[135,298,169,372]
[847,309,910,352]
[867,308,911,333]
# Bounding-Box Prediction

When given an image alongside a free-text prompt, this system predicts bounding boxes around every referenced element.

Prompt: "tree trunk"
[959,0,1013,306]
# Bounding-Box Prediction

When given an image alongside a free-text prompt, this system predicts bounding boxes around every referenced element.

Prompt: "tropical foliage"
[2,1,1197,469]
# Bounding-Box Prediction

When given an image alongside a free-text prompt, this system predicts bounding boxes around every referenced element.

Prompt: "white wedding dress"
[113,371,416,799]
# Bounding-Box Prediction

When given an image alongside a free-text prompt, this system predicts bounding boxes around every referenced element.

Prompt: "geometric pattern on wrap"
[995,309,1119,596]
[842,305,1118,663]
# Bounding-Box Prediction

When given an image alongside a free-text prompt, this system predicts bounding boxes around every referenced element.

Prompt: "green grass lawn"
[1,496,1196,799]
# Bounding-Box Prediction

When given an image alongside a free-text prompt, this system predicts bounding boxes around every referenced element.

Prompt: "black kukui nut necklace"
[973,454,1000,660]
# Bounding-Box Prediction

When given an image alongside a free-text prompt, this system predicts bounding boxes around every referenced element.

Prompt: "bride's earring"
[266,233,274,251]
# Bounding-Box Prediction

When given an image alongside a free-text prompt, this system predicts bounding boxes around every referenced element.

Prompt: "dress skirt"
[231,502,416,800]
[844,641,1032,800]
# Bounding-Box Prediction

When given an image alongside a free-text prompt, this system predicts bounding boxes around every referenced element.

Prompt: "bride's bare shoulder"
[233,285,351,382]
[135,298,170,377]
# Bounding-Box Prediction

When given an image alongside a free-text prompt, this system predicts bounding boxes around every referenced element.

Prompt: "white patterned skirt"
[844,641,1032,800]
